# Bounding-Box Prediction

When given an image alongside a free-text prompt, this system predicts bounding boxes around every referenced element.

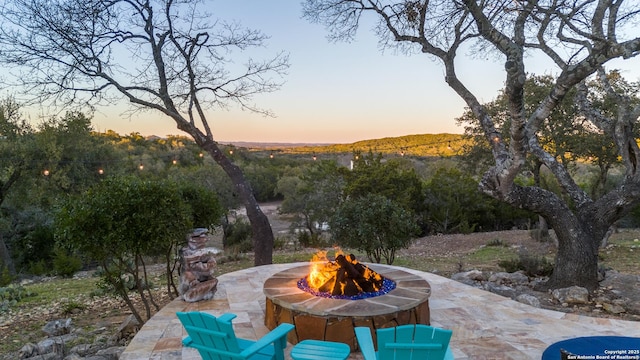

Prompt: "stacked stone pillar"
[178,228,218,302]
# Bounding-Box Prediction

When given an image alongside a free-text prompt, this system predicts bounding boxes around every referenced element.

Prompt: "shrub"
[61,300,86,315]
[53,248,83,278]
[331,194,419,264]
[486,238,507,247]
[273,236,288,250]
[0,264,12,287]
[0,285,36,303]
[296,231,327,248]
[28,260,49,276]
[224,219,253,253]
[498,253,553,277]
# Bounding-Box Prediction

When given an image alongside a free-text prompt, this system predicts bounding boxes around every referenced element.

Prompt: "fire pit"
[263,253,430,350]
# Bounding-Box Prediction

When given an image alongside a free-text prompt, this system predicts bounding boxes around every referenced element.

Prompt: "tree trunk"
[200,140,274,266]
[535,215,551,243]
[545,217,601,291]
[0,234,15,276]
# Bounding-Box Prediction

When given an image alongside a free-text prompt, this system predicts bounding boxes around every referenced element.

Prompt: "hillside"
[232,133,470,158]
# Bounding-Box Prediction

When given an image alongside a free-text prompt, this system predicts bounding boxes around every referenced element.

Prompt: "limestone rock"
[552,286,590,305]
[42,318,72,337]
[114,315,140,341]
[485,283,516,299]
[516,293,541,308]
[488,271,529,285]
[452,270,486,282]
[602,302,626,314]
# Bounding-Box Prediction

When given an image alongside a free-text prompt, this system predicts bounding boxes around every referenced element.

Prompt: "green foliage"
[330,194,419,264]
[52,248,83,278]
[273,236,288,250]
[423,166,534,233]
[282,133,469,157]
[243,160,282,202]
[498,253,553,277]
[486,238,508,247]
[55,176,194,321]
[61,300,86,315]
[224,218,253,253]
[423,166,490,234]
[0,264,13,287]
[0,207,57,275]
[0,285,36,312]
[277,160,346,235]
[27,260,49,276]
[347,151,424,214]
[296,231,328,248]
[177,181,224,229]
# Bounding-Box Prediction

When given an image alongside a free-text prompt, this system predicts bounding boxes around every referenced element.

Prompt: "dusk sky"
[13,1,640,144]
[90,0,507,143]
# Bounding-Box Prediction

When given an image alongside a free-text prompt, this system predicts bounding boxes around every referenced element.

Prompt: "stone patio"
[120,262,640,360]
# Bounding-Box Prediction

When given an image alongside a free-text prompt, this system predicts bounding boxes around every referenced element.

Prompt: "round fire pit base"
[263,264,431,350]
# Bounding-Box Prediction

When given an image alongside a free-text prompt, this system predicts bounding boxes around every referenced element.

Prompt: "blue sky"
[14,1,640,143]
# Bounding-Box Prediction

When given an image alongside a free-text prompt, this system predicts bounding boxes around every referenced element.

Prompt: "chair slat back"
[376,324,452,360]
[177,312,241,360]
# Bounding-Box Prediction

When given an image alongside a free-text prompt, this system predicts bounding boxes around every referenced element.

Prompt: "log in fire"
[298,249,395,299]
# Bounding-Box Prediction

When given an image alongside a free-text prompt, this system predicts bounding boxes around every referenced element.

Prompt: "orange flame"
[306,248,383,295]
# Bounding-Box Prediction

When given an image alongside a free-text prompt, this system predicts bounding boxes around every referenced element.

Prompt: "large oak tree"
[0,0,288,265]
[303,0,640,290]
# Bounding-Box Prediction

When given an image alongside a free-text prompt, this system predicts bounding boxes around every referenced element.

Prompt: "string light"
[23,137,470,176]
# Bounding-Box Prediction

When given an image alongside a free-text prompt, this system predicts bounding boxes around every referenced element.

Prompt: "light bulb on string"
[43,169,50,176]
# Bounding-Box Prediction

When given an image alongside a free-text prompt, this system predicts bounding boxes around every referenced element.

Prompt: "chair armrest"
[355,327,377,360]
[217,313,237,323]
[239,323,295,359]
[182,336,193,347]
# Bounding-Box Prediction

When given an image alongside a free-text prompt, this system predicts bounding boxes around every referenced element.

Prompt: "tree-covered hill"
[239,133,469,157]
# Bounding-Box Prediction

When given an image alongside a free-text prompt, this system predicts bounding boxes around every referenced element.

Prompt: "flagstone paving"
[120,262,640,360]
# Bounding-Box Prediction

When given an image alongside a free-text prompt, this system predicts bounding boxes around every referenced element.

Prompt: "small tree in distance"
[330,194,419,264]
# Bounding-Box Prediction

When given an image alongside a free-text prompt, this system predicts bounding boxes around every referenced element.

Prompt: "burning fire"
[305,248,385,297]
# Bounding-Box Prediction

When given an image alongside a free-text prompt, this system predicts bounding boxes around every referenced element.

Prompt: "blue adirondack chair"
[355,324,454,360]
[176,311,294,360]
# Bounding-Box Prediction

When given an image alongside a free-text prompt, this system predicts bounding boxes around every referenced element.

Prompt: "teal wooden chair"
[355,324,454,360]
[176,311,294,360]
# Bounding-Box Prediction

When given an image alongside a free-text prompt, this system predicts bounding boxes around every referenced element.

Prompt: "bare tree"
[302,0,640,290]
[0,0,290,265]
